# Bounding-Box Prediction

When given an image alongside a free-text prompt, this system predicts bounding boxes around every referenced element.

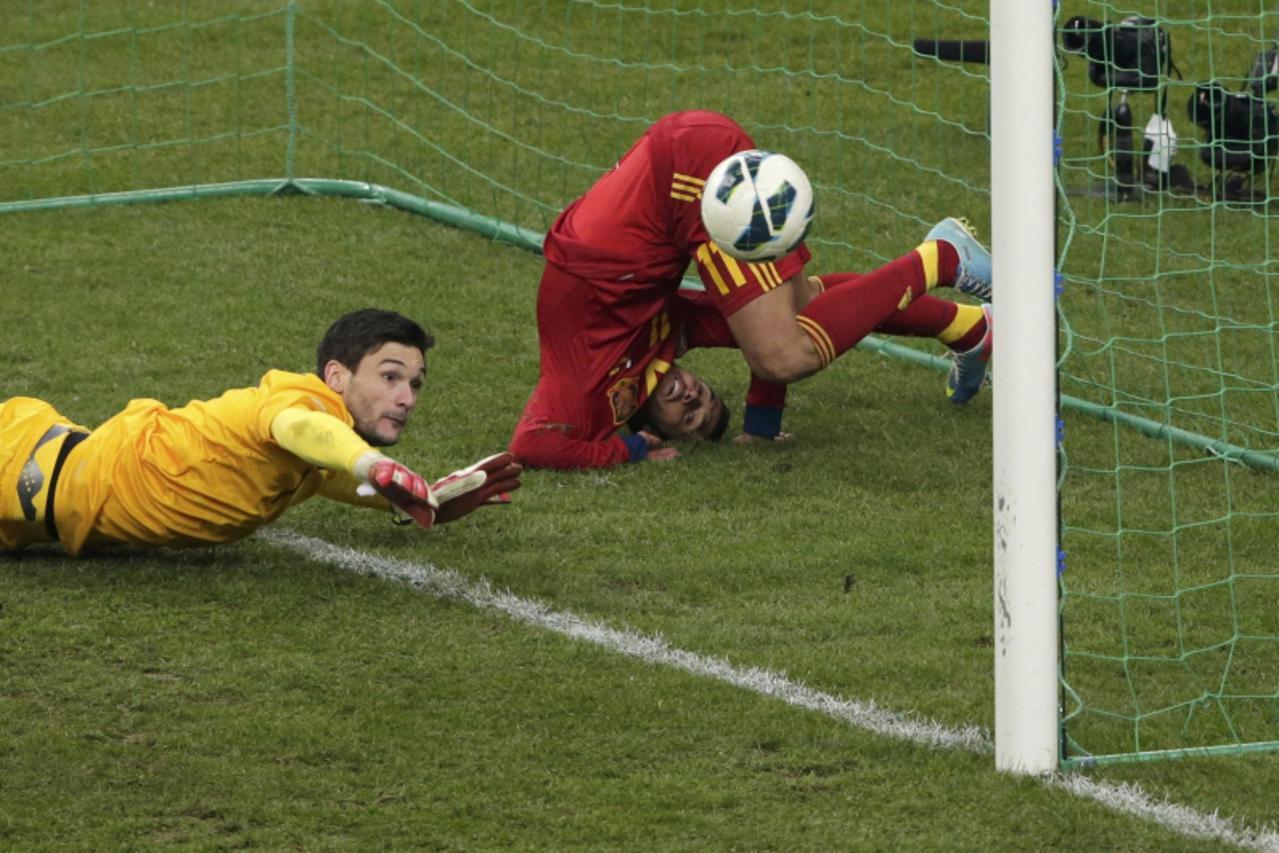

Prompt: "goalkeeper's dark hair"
[628,399,732,443]
[316,308,434,375]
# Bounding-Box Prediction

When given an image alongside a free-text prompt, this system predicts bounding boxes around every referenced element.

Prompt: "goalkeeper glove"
[367,459,438,528]
[430,452,523,524]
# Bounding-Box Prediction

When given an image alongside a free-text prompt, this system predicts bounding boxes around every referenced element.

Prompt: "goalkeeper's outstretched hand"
[368,459,438,528]
[431,452,523,524]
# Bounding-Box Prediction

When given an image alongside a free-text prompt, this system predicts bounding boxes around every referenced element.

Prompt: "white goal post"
[991,0,1059,774]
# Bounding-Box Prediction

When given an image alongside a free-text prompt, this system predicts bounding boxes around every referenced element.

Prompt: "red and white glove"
[368,459,438,528]
[430,452,523,524]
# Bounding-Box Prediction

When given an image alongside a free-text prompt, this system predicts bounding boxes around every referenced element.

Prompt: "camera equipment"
[912,39,989,64]
[1101,92,1139,199]
[1061,16,1183,201]
[1248,46,1279,97]
[1060,15,1175,92]
[1186,82,1279,188]
[1141,113,1195,194]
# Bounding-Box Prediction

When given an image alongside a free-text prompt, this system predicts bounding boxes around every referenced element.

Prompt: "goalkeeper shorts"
[0,398,89,550]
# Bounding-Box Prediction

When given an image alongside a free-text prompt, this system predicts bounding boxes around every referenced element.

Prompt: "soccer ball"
[700,149,814,261]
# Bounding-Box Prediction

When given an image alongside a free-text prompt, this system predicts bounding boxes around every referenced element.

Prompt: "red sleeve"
[508,380,644,470]
[745,375,787,410]
[510,424,635,471]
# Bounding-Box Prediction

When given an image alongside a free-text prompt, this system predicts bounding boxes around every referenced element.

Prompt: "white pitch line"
[1052,776,1279,852]
[262,528,1279,852]
[261,528,986,751]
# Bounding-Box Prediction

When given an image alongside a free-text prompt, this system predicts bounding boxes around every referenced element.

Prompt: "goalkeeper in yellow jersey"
[0,308,521,556]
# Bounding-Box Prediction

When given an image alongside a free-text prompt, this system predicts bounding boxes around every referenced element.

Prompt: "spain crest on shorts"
[607,377,640,425]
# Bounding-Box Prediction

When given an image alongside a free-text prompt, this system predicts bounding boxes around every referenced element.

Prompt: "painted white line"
[261,528,987,751]
[1054,776,1279,852]
[261,528,1279,852]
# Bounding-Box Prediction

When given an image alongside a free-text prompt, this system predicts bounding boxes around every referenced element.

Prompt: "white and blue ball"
[699,149,814,261]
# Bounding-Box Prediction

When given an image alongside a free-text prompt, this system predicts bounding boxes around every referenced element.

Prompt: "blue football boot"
[946,303,992,405]
[925,216,992,301]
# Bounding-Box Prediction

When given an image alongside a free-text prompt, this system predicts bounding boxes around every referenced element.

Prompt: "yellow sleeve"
[270,406,378,476]
[313,470,392,510]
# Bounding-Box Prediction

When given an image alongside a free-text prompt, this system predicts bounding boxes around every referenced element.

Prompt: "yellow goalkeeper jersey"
[56,370,353,554]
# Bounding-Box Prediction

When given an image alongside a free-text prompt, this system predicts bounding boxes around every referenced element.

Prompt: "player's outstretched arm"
[270,406,438,526]
[511,424,652,469]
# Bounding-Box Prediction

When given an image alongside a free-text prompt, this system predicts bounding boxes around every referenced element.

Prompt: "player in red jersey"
[510,110,993,470]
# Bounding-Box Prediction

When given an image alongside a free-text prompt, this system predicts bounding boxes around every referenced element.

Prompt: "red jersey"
[542,110,811,323]
[513,111,805,470]
[511,267,773,469]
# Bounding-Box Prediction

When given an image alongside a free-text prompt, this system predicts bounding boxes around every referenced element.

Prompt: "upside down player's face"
[645,365,724,440]
[330,343,426,447]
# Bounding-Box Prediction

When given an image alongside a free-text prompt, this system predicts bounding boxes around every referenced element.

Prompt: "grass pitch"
[1,197,1274,850]
[3,0,1279,848]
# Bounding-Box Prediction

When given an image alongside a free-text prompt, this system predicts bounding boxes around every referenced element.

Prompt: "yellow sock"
[915,240,941,291]
[938,303,985,347]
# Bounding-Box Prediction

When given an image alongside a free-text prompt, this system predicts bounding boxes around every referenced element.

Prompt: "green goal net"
[1,1,990,280]
[1055,1,1279,766]
[1048,1,1279,767]
[4,0,1277,768]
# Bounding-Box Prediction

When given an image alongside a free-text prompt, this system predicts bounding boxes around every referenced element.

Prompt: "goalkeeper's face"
[330,342,426,447]
[645,366,724,440]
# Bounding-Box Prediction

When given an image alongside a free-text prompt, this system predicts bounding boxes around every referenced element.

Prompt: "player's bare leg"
[725,280,827,384]
[728,241,966,384]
